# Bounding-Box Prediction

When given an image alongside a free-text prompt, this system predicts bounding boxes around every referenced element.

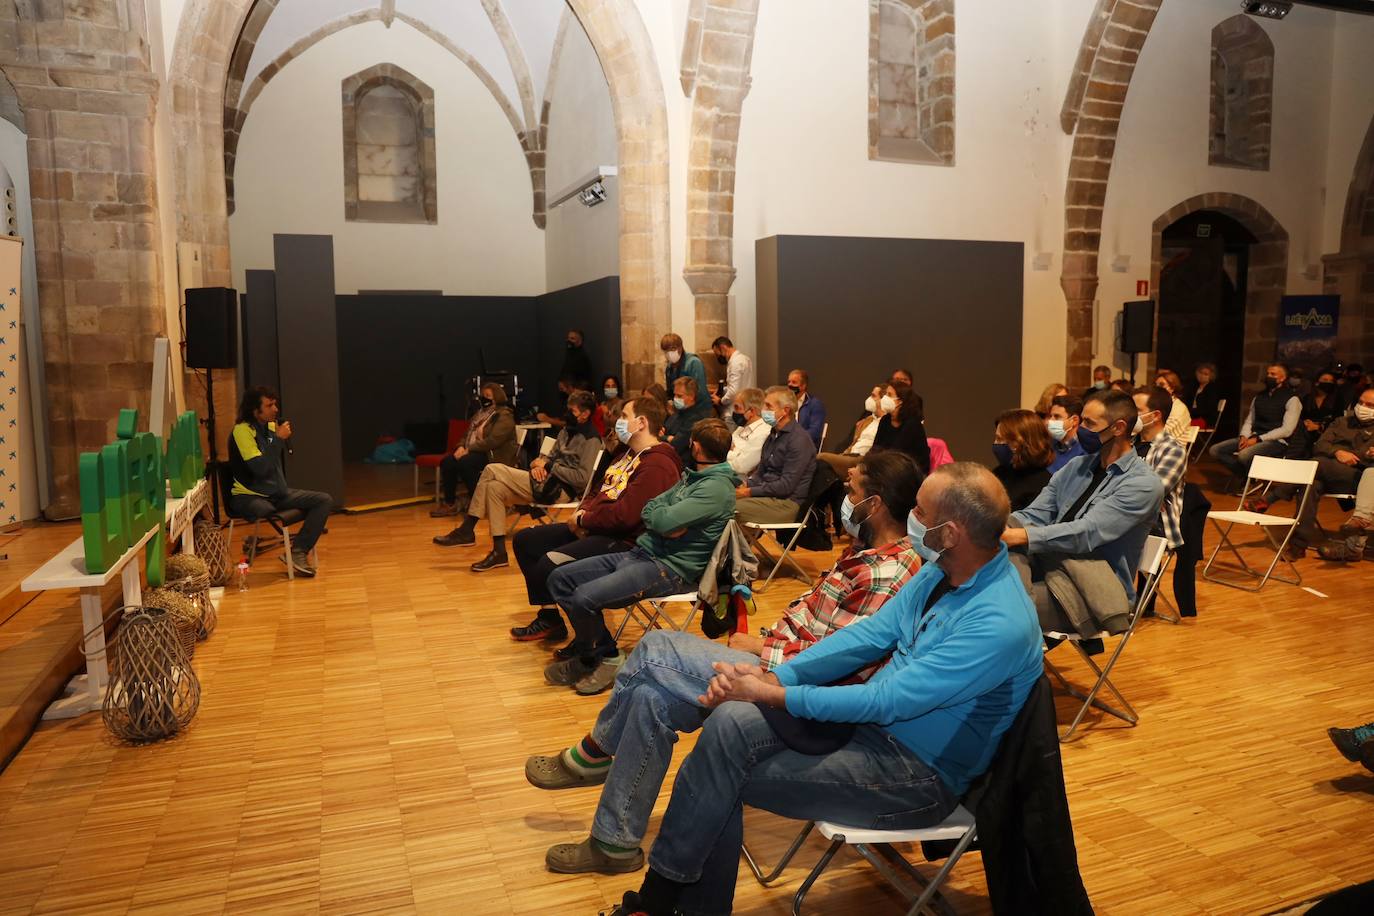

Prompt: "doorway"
[1158,209,1256,437]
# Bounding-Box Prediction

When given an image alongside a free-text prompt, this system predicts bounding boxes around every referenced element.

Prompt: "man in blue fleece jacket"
[603,462,1044,916]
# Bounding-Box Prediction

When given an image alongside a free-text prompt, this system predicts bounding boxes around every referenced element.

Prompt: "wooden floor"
[1,471,1372,915]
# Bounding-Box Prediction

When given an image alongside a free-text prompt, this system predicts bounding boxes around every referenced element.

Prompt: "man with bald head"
[598,462,1044,916]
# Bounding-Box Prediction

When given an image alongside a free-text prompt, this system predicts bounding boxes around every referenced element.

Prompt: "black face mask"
[788,385,801,397]
[716,354,728,366]
[1318,381,1336,394]
[566,340,579,350]
[731,411,746,426]
[479,397,494,408]
[1263,378,1279,391]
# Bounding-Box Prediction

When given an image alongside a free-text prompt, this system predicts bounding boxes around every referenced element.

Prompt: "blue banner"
[1276,295,1339,377]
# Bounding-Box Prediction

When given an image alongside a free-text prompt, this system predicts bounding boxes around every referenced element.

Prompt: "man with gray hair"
[726,387,768,476]
[735,385,817,525]
[596,461,1044,916]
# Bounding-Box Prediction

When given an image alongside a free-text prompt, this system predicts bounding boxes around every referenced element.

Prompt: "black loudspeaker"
[1120,299,1155,354]
[185,286,239,369]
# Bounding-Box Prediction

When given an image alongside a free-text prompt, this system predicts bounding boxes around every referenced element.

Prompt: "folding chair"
[219,464,319,581]
[743,505,814,593]
[818,421,829,452]
[1043,534,1168,740]
[611,592,704,641]
[413,419,466,499]
[1176,425,1198,467]
[1191,398,1226,461]
[1202,455,1316,591]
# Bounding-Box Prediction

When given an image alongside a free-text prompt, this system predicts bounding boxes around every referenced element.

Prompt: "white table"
[21,478,210,719]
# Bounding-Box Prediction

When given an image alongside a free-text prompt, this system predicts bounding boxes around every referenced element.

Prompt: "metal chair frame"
[1202,456,1316,592]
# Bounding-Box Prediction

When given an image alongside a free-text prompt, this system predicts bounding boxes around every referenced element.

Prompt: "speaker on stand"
[185,286,239,521]
[1119,299,1155,385]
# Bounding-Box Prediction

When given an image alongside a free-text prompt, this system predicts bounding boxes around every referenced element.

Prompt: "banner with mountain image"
[1276,295,1339,378]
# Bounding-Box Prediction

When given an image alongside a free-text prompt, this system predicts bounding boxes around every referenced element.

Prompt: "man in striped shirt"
[522,451,923,876]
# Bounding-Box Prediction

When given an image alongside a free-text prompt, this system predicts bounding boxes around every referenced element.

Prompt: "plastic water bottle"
[237,557,250,592]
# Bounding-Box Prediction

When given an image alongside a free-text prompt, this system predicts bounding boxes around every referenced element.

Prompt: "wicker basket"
[194,520,230,586]
[166,554,216,640]
[142,587,198,659]
[101,605,201,744]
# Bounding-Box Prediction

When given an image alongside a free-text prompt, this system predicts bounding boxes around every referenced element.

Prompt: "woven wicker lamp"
[102,605,201,743]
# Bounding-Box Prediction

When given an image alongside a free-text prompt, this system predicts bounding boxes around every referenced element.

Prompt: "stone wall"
[0,0,166,518]
[342,64,436,225]
[868,0,954,166]
[1209,15,1273,171]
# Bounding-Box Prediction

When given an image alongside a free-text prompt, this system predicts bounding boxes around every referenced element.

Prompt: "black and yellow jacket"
[228,420,288,499]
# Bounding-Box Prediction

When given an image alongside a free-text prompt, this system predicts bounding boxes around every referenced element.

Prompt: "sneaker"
[433,528,475,547]
[546,836,644,875]
[1339,515,1374,536]
[1328,725,1374,762]
[552,641,585,661]
[511,616,569,642]
[429,502,458,518]
[545,656,595,686]
[574,655,625,696]
[1318,540,1364,563]
[470,550,509,572]
[287,551,316,578]
[1283,542,1307,562]
[525,752,611,790]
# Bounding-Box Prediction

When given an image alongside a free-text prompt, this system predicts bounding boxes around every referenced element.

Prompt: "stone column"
[1,2,167,518]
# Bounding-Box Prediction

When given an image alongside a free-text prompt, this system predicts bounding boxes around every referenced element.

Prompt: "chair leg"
[414,464,419,499]
[283,525,294,581]
[792,837,845,916]
[742,822,815,886]
[906,828,979,916]
[1060,633,1139,741]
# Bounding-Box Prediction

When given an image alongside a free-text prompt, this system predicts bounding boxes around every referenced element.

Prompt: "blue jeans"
[546,547,691,661]
[589,631,758,848]
[228,488,333,553]
[651,702,956,916]
[1208,437,1285,479]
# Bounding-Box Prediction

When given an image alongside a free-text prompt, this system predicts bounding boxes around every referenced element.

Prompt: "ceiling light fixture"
[1241,0,1293,18]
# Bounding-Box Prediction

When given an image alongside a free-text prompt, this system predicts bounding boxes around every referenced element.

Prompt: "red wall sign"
[1136,280,1150,297]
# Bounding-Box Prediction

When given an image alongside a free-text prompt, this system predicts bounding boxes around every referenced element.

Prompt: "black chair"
[217,464,318,581]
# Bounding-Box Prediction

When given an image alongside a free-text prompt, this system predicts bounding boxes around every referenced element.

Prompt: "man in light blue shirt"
[1047,393,1086,473]
[598,463,1043,916]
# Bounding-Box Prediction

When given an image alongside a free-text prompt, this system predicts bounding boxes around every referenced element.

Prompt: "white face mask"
[880,395,897,413]
[1355,404,1374,423]
[666,349,682,365]
[865,396,879,415]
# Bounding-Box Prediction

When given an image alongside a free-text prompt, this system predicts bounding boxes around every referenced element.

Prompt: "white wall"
[229,20,546,295]
[1321,14,1374,251]
[544,14,619,292]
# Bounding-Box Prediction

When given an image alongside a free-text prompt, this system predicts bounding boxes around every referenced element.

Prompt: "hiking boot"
[471,550,509,572]
[433,528,475,547]
[429,501,458,518]
[574,655,625,696]
[1339,515,1374,536]
[511,616,568,642]
[545,836,644,875]
[525,752,610,790]
[1318,540,1364,563]
[286,551,316,578]
[545,656,595,686]
[1283,542,1306,562]
[1329,724,1374,762]
[552,641,587,661]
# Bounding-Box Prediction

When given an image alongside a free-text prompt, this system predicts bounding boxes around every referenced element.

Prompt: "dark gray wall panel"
[757,235,1023,468]
[535,277,622,407]
[273,234,344,504]
[242,269,279,394]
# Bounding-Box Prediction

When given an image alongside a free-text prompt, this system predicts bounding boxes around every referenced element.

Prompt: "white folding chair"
[743,505,814,593]
[818,421,829,452]
[1202,455,1316,591]
[1043,534,1168,740]
[1177,425,1199,466]
[611,591,704,641]
[1192,398,1226,460]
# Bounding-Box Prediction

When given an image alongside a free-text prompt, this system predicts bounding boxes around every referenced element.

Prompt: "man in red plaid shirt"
[522,451,923,876]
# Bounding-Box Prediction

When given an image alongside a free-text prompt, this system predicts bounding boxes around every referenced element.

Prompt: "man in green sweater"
[544,418,738,695]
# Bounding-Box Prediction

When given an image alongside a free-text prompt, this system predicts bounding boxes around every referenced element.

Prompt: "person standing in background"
[710,336,755,419]
[661,332,708,401]
[562,329,594,392]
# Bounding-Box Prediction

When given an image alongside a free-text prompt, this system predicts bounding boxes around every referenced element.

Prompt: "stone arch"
[867,0,955,166]
[1209,15,1273,171]
[1150,192,1287,393]
[1059,0,1164,389]
[1338,113,1374,255]
[342,63,437,225]
[1323,112,1374,367]
[0,67,25,133]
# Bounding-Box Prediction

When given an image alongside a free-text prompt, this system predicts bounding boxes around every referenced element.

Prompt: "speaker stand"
[202,369,222,524]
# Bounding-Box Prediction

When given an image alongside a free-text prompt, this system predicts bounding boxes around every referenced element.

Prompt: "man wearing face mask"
[1046,394,1086,473]
[662,376,714,464]
[709,336,755,418]
[561,328,594,392]
[735,386,817,525]
[726,387,769,476]
[509,397,684,644]
[660,332,708,403]
[522,451,921,878]
[1290,387,1374,562]
[590,463,1043,916]
[1082,364,1112,397]
[817,384,890,534]
[1001,390,1165,635]
[787,368,827,450]
[1208,363,1302,481]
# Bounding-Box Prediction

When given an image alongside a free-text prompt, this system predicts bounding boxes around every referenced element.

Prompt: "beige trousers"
[469,463,534,536]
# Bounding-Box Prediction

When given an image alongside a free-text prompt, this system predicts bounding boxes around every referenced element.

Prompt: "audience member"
[725,387,768,477]
[431,381,516,518]
[1047,393,1086,473]
[1034,382,1069,418]
[1133,387,1189,613]
[562,328,594,391]
[787,368,827,449]
[1293,387,1374,562]
[871,381,931,473]
[1186,362,1222,426]
[1337,362,1367,410]
[1208,363,1301,481]
[508,397,682,644]
[735,386,818,524]
[523,451,924,876]
[992,408,1055,511]
[542,419,738,695]
[709,336,755,417]
[661,332,708,401]
[595,462,1042,916]
[228,386,333,578]
[662,376,714,464]
[435,391,602,572]
[1004,389,1165,635]
[1302,370,1344,434]
[1153,370,1193,439]
[1329,720,1374,773]
[598,375,626,455]
[641,383,669,409]
[891,367,914,388]
[538,375,608,434]
[817,383,886,480]
[1109,379,1134,394]
[1085,364,1112,395]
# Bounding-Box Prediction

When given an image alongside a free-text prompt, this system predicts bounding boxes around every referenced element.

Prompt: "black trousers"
[439,451,488,503]
[511,522,632,607]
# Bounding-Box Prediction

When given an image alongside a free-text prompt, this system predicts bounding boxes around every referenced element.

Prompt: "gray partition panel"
[273,235,344,505]
[534,277,622,407]
[756,235,1023,468]
[243,269,280,394]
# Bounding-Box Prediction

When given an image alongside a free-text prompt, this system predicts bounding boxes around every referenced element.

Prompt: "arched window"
[1209,15,1273,171]
[869,0,955,166]
[342,64,437,223]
